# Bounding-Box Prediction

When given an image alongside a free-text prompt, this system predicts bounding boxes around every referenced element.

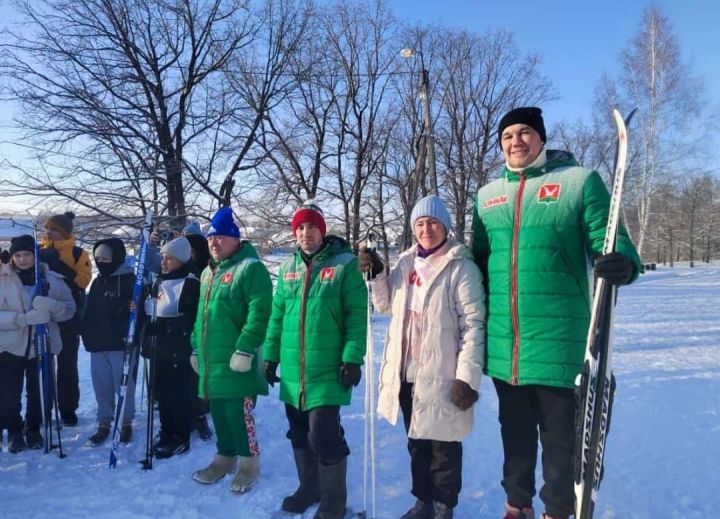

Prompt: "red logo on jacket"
[221,272,233,284]
[408,270,422,287]
[320,267,335,282]
[483,194,509,209]
[538,183,561,203]
[284,271,300,281]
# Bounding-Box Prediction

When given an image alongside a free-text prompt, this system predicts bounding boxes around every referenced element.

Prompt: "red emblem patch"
[409,271,422,287]
[320,267,335,282]
[483,194,509,209]
[538,183,561,203]
[221,272,233,284]
[284,271,300,281]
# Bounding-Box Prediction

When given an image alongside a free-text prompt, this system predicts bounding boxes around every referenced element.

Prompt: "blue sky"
[390,0,720,129]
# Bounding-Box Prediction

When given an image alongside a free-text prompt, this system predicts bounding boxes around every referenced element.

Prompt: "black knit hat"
[497,107,546,147]
[44,211,75,238]
[10,234,35,256]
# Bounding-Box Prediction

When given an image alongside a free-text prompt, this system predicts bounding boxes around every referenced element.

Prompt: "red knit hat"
[291,202,326,237]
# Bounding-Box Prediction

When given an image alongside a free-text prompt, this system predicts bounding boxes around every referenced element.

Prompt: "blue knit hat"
[206,207,240,238]
[410,195,452,231]
[182,221,202,235]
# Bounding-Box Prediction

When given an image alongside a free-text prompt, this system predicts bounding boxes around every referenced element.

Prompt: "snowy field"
[1,263,718,518]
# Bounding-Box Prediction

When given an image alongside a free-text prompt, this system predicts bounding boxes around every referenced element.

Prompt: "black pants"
[493,378,575,518]
[24,356,54,431]
[56,325,80,416]
[0,353,25,435]
[155,356,195,440]
[399,382,463,508]
[285,404,350,464]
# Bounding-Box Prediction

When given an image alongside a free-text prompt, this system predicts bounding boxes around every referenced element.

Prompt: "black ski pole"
[50,354,66,458]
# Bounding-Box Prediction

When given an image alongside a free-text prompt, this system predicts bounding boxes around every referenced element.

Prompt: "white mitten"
[229,351,254,373]
[190,353,199,374]
[16,309,51,328]
[33,296,64,314]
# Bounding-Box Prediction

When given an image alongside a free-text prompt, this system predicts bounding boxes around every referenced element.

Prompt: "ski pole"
[50,354,66,458]
[141,288,159,470]
[361,233,377,519]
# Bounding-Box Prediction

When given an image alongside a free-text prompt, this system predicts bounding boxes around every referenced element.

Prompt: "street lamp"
[400,47,437,196]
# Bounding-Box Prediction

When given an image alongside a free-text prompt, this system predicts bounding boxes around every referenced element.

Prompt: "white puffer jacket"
[373,239,485,441]
[0,262,76,358]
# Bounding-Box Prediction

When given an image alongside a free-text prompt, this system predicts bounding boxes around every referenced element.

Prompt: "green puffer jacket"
[263,236,367,410]
[472,150,641,388]
[191,241,272,399]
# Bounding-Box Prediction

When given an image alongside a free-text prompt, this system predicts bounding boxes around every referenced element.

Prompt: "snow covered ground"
[1,263,718,518]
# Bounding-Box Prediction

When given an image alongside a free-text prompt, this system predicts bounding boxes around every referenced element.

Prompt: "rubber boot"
[504,502,535,519]
[192,454,238,484]
[314,457,347,519]
[282,448,320,513]
[230,455,260,494]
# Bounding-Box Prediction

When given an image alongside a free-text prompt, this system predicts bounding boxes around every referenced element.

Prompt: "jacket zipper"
[298,262,312,410]
[200,268,216,400]
[511,173,527,385]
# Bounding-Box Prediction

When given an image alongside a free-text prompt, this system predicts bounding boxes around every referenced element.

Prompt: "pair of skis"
[573,108,636,519]
[32,225,65,458]
[109,212,153,468]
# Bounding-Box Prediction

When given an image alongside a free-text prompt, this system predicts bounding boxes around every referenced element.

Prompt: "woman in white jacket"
[359,195,485,519]
[0,235,75,453]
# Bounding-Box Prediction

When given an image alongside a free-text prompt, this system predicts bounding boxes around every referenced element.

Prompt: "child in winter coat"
[81,238,138,447]
[0,235,75,453]
[142,237,200,458]
[359,195,486,519]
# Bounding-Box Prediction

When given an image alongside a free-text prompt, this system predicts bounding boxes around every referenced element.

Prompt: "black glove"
[357,247,384,279]
[339,363,362,390]
[450,379,478,411]
[264,361,280,387]
[39,248,76,278]
[594,252,634,286]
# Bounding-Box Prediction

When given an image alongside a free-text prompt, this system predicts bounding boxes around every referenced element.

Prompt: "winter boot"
[314,457,347,519]
[120,423,132,443]
[540,514,568,519]
[25,429,44,450]
[61,412,78,427]
[154,435,190,459]
[282,448,320,513]
[400,499,433,519]
[88,424,111,447]
[196,415,213,441]
[432,501,454,519]
[503,502,535,519]
[230,455,260,494]
[8,432,27,454]
[192,454,238,484]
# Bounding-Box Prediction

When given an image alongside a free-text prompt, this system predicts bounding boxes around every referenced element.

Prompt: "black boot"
[9,432,27,454]
[431,501,454,519]
[196,415,213,441]
[282,448,320,513]
[314,457,347,519]
[120,423,132,443]
[25,429,44,450]
[154,435,190,459]
[61,412,78,427]
[400,499,433,519]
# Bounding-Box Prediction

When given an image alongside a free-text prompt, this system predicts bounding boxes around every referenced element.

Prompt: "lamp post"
[401,47,437,195]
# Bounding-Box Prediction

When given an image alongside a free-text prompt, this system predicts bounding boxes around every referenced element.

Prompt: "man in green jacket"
[190,207,273,494]
[263,202,367,519]
[472,107,641,519]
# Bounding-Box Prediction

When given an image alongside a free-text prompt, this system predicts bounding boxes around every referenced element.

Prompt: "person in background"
[142,237,200,459]
[191,207,272,494]
[81,237,139,447]
[359,195,485,519]
[263,202,367,519]
[1,235,75,452]
[39,211,91,427]
[472,107,641,519]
